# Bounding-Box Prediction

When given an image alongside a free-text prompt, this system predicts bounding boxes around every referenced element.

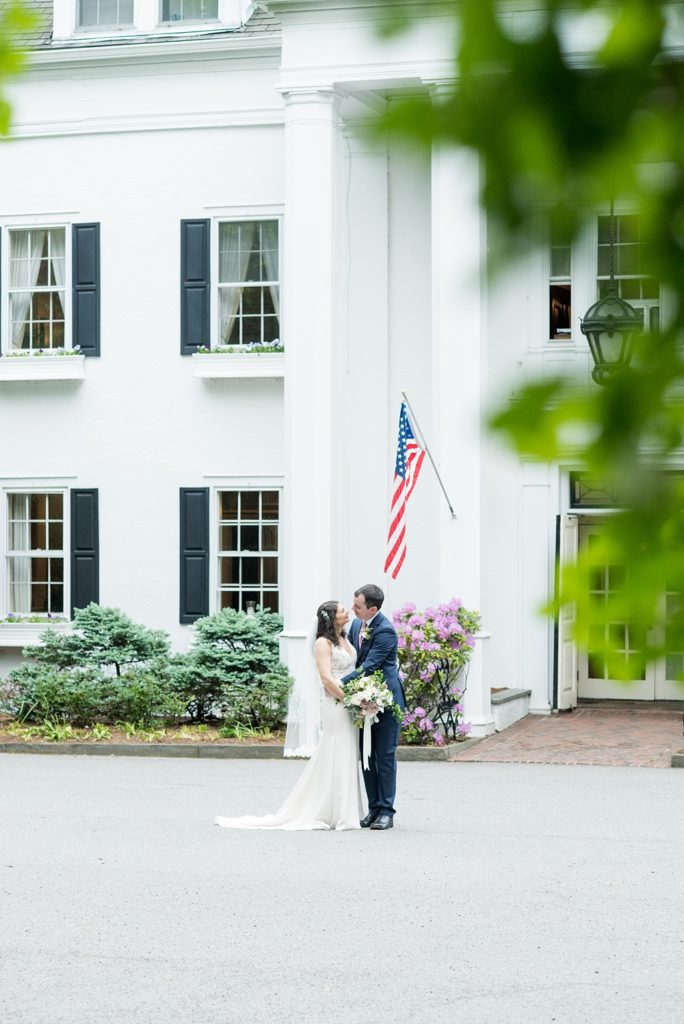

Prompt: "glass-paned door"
[655,589,684,699]
[577,521,684,700]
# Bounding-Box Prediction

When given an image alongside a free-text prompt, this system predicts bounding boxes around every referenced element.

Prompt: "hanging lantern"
[580,202,643,385]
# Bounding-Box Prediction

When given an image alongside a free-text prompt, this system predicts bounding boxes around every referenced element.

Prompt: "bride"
[215,601,365,831]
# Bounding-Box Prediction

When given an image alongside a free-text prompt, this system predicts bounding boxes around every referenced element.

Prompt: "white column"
[431,137,494,736]
[336,125,389,601]
[279,87,341,669]
[520,461,553,714]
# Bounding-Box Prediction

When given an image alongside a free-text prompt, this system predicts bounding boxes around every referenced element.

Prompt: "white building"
[1,0,679,735]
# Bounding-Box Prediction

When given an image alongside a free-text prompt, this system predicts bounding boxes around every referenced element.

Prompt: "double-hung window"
[6,492,65,616]
[53,0,254,40]
[8,228,66,351]
[78,0,134,28]
[218,221,280,347]
[597,213,660,333]
[217,490,279,613]
[161,0,218,20]
[549,222,572,341]
[545,211,661,344]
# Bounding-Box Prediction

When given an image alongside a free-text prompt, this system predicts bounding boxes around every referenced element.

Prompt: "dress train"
[215,645,364,831]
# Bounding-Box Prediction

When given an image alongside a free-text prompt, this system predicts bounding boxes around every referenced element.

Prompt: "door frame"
[554,512,579,710]
[554,504,684,704]
[553,508,616,709]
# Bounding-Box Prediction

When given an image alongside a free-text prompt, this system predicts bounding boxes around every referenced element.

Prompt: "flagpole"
[401,390,457,520]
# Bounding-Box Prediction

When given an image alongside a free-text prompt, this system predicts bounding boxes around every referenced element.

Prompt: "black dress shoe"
[369,814,393,830]
[360,812,377,828]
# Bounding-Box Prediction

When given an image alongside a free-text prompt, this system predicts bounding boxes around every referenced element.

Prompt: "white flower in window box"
[3,347,82,357]
[0,347,86,381]
[0,614,71,648]
[195,341,284,355]
[192,341,284,379]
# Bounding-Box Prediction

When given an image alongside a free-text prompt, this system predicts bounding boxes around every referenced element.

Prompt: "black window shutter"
[180,219,210,355]
[72,223,101,356]
[180,488,209,623]
[71,489,99,616]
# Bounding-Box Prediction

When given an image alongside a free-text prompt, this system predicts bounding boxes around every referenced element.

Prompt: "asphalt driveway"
[1,755,683,1024]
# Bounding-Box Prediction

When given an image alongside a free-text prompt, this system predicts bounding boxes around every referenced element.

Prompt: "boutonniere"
[361,625,373,642]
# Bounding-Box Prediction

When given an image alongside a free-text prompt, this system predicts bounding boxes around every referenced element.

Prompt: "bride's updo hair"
[316,600,343,646]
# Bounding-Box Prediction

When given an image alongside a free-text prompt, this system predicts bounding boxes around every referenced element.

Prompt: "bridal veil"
[283,617,322,757]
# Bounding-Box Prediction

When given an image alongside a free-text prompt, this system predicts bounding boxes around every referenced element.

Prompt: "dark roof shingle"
[0,0,53,48]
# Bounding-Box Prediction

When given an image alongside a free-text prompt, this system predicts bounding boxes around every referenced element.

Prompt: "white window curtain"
[261,221,280,317]
[219,222,255,344]
[50,229,67,347]
[9,230,46,350]
[7,495,30,614]
[50,229,66,309]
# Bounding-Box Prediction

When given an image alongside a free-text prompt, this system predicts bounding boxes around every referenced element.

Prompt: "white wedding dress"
[215,644,365,831]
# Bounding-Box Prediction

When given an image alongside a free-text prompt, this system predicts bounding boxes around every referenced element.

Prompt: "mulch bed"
[0,720,474,756]
[0,722,284,746]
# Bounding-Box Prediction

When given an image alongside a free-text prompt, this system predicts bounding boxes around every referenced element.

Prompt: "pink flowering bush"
[401,707,446,746]
[393,599,480,745]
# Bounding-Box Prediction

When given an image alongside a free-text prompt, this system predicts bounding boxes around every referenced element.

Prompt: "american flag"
[384,402,426,579]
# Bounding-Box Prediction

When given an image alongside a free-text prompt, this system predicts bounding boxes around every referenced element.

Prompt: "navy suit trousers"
[361,704,402,817]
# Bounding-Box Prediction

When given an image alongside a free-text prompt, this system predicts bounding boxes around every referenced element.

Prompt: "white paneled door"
[576,520,684,701]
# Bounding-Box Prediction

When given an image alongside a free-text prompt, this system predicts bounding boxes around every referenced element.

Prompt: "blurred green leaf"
[378,0,684,684]
[0,1,39,135]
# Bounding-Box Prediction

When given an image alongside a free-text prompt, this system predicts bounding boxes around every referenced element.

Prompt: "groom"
[342,583,405,831]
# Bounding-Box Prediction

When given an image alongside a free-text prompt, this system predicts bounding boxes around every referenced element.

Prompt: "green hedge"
[0,604,292,729]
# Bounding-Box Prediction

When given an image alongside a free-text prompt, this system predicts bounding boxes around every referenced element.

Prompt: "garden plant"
[169,607,292,728]
[394,599,481,746]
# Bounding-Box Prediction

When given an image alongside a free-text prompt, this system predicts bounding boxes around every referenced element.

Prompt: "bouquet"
[342,670,403,727]
[342,670,402,769]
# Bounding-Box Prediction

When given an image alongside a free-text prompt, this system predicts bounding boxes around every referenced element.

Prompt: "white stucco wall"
[0,1,613,718]
[1,50,286,672]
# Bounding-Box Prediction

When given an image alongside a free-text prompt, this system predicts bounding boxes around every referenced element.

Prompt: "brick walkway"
[450,705,684,768]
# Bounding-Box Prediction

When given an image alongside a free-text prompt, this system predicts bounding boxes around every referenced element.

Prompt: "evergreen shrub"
[171,608,292,726]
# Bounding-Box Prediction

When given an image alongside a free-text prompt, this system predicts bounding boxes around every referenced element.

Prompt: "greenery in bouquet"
[342,669,404,728]
[394,599,480,745]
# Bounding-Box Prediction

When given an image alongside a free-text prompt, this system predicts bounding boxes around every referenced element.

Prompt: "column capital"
[278,85,345,108]
[425,79,456,100]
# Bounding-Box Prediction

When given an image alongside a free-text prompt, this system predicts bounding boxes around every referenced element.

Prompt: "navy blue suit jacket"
[342,612,405,708]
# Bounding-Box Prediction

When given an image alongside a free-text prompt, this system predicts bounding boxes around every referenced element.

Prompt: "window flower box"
[192,345,284,380]
[0,617,71,648]
[0,350,85,382]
